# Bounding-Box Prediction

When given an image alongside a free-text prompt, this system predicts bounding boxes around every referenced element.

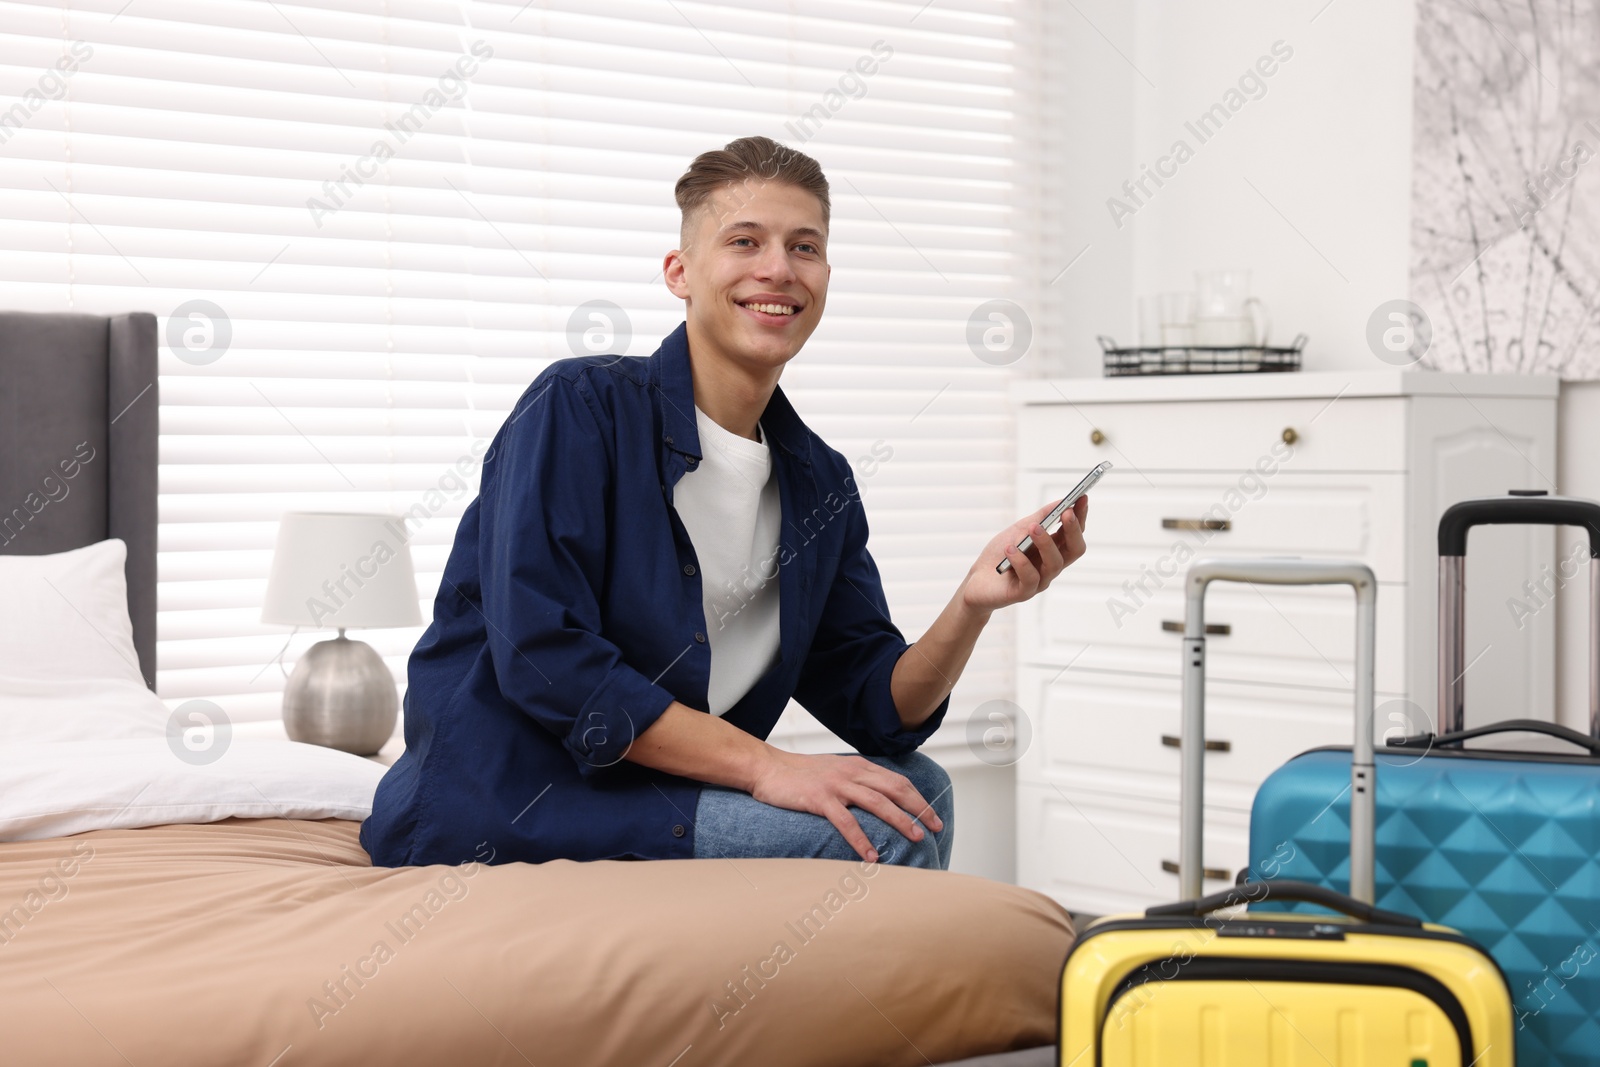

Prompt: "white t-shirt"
[671,405,783,717]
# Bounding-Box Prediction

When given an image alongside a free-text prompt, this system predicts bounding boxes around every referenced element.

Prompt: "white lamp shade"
[261,512,423,630]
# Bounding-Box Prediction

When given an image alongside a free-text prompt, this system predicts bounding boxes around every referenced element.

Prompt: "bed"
[0,310,1071,1067]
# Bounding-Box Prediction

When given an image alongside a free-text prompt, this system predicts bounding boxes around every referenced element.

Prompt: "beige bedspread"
[0,818,1073,1066]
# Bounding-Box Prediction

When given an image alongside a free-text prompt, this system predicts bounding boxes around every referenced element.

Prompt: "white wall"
[1558,385,1600,734]
[1035,0,1138,377]
[1041,0,1418,377]
[945,763,1017,882]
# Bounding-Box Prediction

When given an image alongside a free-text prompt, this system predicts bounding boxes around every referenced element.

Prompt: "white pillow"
[0,738,386,841]
[0,538,169,740]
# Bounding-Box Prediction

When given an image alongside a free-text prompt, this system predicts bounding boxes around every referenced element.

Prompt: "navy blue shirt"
[360,323,949,867]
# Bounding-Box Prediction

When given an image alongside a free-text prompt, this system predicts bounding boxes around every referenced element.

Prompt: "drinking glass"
[1157,292,1195,347]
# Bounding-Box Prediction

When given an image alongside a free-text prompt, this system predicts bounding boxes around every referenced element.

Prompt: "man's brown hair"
[674,135,830,247]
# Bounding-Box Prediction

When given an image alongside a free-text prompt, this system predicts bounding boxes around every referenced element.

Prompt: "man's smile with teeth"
[740,301,798,316]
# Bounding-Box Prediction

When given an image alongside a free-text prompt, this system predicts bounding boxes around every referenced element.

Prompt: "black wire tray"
[1098,333,1307,376]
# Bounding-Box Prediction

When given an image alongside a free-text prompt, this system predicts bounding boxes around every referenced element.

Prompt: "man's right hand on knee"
[747,749,943,864]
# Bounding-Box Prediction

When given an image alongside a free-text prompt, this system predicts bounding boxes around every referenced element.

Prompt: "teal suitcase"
[1248,493,1600,1066]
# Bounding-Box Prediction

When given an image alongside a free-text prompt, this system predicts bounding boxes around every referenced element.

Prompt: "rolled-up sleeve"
[792,489,949,756]
[477,373,677,777]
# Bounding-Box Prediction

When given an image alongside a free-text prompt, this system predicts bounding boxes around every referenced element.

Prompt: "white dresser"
[1011,370,1560,916]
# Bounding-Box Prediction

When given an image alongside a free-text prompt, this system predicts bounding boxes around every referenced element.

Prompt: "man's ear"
[663,248,691,300]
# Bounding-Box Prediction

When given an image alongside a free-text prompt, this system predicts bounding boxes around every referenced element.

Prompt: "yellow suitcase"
[1057,560,1514,1067]
[1059,881,1516,1066]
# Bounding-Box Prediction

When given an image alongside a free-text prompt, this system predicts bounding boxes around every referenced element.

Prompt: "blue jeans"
[692,750,955,870]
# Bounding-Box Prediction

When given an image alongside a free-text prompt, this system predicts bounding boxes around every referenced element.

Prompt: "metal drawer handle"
[1162,518,1231,532]
[1162,859,1230,881]
[1161,734,1232,753]
[1162,620,1230,636]
[1090,429,1106,445]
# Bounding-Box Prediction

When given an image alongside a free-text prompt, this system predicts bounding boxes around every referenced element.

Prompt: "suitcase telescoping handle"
[1437,493,1600,737]
[1181,559,1379,904]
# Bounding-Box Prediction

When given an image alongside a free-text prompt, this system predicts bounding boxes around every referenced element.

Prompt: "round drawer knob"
[1281,427,1298,445]
[1090,429,1106,446]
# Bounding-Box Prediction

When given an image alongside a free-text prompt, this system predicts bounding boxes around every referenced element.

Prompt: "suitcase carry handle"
[1437,492,1600,737]
[1181,559,1378,904]
[1437,493,1600,557]
[1387,716,1600,757]
[1146,879,1422,928]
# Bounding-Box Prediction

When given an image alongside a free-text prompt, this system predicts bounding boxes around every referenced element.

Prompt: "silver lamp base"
[282,631,397,756]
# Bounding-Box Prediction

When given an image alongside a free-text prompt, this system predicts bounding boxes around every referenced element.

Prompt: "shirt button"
[672,824,686,838]
[683,563,696,576]
[694,631,706,643]
[664,435,674,445]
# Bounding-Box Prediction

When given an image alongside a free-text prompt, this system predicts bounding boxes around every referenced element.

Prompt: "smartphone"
[996,461,1111,574]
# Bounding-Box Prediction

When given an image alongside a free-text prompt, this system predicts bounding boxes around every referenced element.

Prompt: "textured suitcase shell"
[1251,745,1600,1066]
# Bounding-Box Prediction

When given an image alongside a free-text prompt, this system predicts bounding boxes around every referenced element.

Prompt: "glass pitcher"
[1194,269,1270,346]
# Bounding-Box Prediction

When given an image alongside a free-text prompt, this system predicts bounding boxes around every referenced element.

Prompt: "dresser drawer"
[1016,783,1247,916]
[1018,470,1406,581]
[1015,668,1373,814]
[1020,396,1406,473]
[1021,577,1408,692]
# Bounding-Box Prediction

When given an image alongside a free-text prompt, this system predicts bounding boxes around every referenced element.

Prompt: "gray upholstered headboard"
[0,312,159,690]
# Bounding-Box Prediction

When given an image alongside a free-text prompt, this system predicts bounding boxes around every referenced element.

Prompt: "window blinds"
[0,0,1033,761]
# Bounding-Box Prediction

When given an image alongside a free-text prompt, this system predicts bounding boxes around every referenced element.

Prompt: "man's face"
[664,179,830,373]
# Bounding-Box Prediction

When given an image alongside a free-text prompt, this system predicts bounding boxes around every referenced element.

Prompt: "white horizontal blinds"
[1,0,1029,744]
[154,0,500,721]
[0,0,505,720]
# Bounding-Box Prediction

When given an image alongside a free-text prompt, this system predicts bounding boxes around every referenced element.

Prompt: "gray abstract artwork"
[1410,0,1600,375]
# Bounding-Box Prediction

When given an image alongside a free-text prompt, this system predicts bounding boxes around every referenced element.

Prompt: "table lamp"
[261,512,422,755]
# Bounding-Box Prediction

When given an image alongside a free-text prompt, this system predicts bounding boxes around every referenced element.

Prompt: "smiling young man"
[360,135,1087,871]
